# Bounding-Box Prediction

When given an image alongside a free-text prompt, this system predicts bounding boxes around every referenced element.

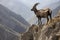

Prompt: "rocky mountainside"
[0,4,30,32]
[21,11,60,40]
[0,4,31,40]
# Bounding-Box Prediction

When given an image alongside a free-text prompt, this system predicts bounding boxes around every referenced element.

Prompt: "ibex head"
[31,3,40,11]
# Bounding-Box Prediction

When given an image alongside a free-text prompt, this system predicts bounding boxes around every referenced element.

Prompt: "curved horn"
[33,3,40,8]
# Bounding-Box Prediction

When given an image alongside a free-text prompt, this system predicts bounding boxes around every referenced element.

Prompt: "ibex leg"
[47,16,49,24]
[38,17,42,26]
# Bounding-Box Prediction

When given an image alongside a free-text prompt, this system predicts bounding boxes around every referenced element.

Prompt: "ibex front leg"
[38,17,42,26]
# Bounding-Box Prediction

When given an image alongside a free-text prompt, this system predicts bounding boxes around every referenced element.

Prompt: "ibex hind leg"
[47,16,49,24]
[49,10,52,20]
[50,14,52,20]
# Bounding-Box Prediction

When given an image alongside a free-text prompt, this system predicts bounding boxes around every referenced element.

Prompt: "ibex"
[31,3,52,25]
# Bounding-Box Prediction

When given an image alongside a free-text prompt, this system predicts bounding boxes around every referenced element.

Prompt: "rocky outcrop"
[38,11,60,40]
[21,11,60,40]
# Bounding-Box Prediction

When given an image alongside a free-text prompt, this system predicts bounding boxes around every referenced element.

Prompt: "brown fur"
[31,3,52,25]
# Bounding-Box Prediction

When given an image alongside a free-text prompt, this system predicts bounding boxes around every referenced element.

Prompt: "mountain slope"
[0,1,33,21]
[0,4,30,32]
[0,24,21,40]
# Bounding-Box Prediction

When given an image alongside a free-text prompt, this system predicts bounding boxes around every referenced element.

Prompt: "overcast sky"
[0,0,60,24]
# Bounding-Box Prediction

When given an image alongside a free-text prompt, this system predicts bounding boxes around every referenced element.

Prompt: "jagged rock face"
[21,32,33,40]
[38,14,60,40]
[21,24,40,40]
[28,25,39,33]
